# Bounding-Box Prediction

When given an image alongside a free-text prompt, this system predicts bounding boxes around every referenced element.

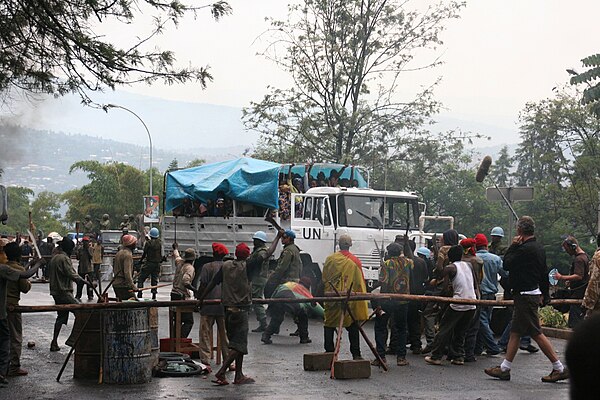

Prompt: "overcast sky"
[4,0,600,149]
[126,0,600,145]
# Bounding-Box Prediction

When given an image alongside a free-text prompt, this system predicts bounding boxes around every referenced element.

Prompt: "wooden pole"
[11,294,583,314]
[331,282,351,379]
[329,285,388,372]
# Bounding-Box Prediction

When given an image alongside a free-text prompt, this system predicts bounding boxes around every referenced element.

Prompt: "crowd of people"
[4,213,600,393]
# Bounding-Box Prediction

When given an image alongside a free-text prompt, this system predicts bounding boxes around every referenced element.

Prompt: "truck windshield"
[339,195,418,230]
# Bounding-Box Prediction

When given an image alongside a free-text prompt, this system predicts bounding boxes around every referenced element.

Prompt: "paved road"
[10,283,570,400]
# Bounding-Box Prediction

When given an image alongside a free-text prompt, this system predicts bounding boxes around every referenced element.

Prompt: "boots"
[252,319,268,333]
[152,292,157,300]
[261,332,273,344]
[137,291,143,299]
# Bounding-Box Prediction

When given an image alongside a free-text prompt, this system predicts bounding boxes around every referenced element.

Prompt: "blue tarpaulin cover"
[165,158,281,211]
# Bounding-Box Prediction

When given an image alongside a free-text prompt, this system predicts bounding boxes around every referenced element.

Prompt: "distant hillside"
[0,126,248,194]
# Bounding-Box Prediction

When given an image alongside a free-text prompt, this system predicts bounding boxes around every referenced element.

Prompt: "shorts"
[225,307,249,355]
[511,294,542,337]
[52,293,80,325]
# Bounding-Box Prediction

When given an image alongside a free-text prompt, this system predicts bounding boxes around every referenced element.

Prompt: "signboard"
[486,187,534,202]
[143,196,160,223]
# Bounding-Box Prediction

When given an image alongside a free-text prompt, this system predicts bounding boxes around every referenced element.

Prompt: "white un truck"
[160,158,452,290]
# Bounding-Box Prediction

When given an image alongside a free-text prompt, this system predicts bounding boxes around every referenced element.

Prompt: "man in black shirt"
[485,216,569,383]
[554,236,589,328]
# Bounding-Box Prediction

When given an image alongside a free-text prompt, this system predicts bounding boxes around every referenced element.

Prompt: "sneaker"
[424,356,442,366]
[261,333,272,344]
[50,342,60,352]
[289,329,300,337]
[371,357,387,367]
[299,338,312,344]
[7,368,28,377]
[485,350,501,356]
[352,355,364,361]
[484,366,511,381]
[411,347,422,355]
[541,369,569,383]
[465,356,477,363]
[397,357,409,366]
[451,358,464,365]
[251,325,266,333]
[520,344,539,353]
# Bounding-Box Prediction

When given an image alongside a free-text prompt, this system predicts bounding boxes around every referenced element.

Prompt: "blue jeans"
[475,293,501,354]
[498,309,531,348]
[374,302,408,358]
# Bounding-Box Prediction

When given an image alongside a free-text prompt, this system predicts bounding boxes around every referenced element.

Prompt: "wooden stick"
[27,229,42,259]
[56,311,95,382]
[129,283,171,292]
[329,285,388,372]
[10,294,583,314]
[331,282,351,379]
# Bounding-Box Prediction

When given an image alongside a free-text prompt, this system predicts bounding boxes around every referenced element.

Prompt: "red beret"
[459,238,476,256]
[474,233,488,248]
[212,242,229,257]
[235,243,250,260]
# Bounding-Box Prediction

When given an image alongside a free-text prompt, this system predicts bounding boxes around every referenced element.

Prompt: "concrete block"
[303,352,334,371]
[333,359,371,379]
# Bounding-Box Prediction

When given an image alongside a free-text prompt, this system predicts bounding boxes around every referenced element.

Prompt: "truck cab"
[290,187,422,290]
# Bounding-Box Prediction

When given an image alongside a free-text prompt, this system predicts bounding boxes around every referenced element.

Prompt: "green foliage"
[0,187,33,235]
[570,53,600,117]
[244,0,466,164]
[185,158,205,168]
[64,160,163,225]
[490,146,513,187]
[0,1,231,103]
[168,158,179,172]
[514,87,600,240]
[0,187,66,236]
[539,306,567,329]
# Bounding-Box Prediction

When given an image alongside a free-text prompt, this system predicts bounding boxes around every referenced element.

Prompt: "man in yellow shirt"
[322,235,368,360]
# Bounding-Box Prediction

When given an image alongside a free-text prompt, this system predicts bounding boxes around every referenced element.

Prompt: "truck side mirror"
[0,185,7,225]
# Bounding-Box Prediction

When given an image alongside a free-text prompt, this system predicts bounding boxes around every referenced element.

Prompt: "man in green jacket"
[265,230,301,297]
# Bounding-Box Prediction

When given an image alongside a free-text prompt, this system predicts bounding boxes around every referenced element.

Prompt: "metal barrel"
[71,311,102,380]
[103,308,153,384]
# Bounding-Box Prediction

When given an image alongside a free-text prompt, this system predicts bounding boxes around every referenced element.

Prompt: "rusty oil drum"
[102,307,153,384]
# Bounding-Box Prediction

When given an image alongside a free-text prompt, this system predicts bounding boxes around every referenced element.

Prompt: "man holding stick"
[485,216,569,383]
[48,238,93,351]
[321,235,368,360]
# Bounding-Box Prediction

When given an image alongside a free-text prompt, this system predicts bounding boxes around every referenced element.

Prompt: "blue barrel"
[103,308,153,384]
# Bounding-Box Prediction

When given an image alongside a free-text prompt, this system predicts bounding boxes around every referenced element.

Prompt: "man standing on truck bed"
[138,227,164,300]
[264,230,301,298]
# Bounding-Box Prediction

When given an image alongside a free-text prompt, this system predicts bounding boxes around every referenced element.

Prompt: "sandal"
[211,376,229,386]
[233,376,255,385]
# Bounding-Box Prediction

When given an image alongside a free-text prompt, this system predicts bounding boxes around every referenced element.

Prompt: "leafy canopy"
[244,0,466,164]
[0,1,231,103]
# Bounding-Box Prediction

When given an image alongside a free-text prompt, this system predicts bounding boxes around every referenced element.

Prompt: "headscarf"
[442,229,459,246]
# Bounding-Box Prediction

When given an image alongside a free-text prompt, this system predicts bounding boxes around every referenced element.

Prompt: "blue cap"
[284,229,296,239]
[416,247,431,258]
[149,227,159,238]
